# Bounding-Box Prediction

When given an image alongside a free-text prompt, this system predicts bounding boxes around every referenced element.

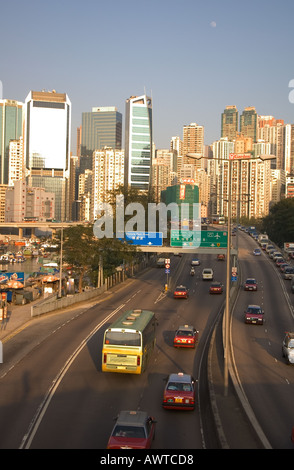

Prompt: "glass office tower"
[0,99,23,184]
[124,94,152,191]
[81,106,122,157]
[24,90,71,221]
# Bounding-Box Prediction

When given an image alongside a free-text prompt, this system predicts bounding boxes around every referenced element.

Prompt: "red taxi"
[107,410,156,449]
[244,278,258,291]
[173,285,189,299]
[209,281,223,294]
[163,373,196,410]
[173,325,198,348]
[244,304,264,325]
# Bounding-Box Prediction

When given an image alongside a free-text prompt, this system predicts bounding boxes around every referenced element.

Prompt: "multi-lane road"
[231,231,294,449]
[0,230,293,449]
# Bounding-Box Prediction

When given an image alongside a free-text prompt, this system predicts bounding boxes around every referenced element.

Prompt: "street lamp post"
[58,226,63,298]
[185,152,276,396]
[186,152,231,395]
[224,157,231,396]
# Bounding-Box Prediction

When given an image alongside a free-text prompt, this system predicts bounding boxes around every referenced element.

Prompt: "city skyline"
[1,0,294,153]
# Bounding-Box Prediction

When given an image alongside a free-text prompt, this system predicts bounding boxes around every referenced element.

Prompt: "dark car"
[279,263,289,272]
[209,281,223,294]
[244,278,258,291]
[244,304,264,325]
[162,373,196,410]
[173,325,199,348]
[107,410,156,449]
[276,258,286,267]
[174,285,189,299]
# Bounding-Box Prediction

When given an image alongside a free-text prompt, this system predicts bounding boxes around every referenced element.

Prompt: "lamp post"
[58,225,63,298]
[186,152,276,396]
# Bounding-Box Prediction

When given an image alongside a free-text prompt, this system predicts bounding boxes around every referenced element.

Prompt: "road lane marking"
[19,303,126,449]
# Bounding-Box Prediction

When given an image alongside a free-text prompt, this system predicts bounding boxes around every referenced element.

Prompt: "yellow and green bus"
[102,309,157,374]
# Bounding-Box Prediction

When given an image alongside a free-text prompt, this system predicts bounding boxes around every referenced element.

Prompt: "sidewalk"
[0,300,35,342]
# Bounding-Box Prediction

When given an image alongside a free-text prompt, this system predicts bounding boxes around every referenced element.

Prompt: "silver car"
[282,332,294,365]
[284,267,294,280]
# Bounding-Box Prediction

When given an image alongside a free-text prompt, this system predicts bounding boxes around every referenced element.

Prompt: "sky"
[1,0,294,153]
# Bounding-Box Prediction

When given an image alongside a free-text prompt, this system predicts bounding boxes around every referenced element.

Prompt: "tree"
[59,224,139,292]
[262,198,294,247]
[61,225,99,292]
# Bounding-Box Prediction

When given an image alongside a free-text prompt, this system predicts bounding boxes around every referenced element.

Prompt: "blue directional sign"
[123,231,163,246]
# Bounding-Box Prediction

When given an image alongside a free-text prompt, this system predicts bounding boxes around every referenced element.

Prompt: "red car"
[107,410,156,449]
[217,253,225,261]
[173,325,199,348]
[244,278,258,291]
[244,304,264,325]
[162,373,196,410]
[209,281,223,294]
[174,285,189,299]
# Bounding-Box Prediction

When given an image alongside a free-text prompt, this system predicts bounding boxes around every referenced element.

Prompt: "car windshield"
[246,279,256,284]
[113,425,146,439]
[176,287,186,291]
[247,307,262,314]
[167,381,192,392]
[288,339,294,348]
[177,330,193,337]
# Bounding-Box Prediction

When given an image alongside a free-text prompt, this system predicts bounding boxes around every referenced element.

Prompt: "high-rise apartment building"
[24,90,71,221]
[5,179,55,222]
[182,123,204,167]
[0,99,24,184]
[8,137,24,186]
[240,107,258,142]
[221,105,239,141]
[124,94,153,191]
[152,149,175,202]
[78,168,92,221]
[81,107,122,157]
[92,147,124,220]
[258,115,285,170]
[221,157,272,219]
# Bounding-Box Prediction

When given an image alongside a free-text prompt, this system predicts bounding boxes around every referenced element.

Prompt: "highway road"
[231,231,294,449]
[0,253,226,449]
[0,230,293,449]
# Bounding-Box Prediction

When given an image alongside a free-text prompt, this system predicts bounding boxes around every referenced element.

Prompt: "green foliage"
[262,198,294,246]
[57,224,139,291]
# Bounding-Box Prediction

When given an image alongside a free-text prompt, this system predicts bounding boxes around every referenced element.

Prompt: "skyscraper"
[124,94,153,191]
[24,90,71,221]
[81,107,122,157]
[182,123,204,168]
[92,147,124,220]
[221,105,238,141]
[240,106,258,142]
[0,99,23,184]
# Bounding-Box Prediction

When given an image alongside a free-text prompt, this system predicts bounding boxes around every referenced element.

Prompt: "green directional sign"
[170,230,227,248]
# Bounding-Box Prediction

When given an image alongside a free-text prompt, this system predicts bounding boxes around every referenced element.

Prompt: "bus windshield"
[105,331,141,347]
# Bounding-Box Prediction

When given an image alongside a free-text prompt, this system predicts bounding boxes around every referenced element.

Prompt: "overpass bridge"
[0,221,84,238]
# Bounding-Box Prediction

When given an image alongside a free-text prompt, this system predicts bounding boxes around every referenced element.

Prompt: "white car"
[202,268,213,280]
[282,332,294,365]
